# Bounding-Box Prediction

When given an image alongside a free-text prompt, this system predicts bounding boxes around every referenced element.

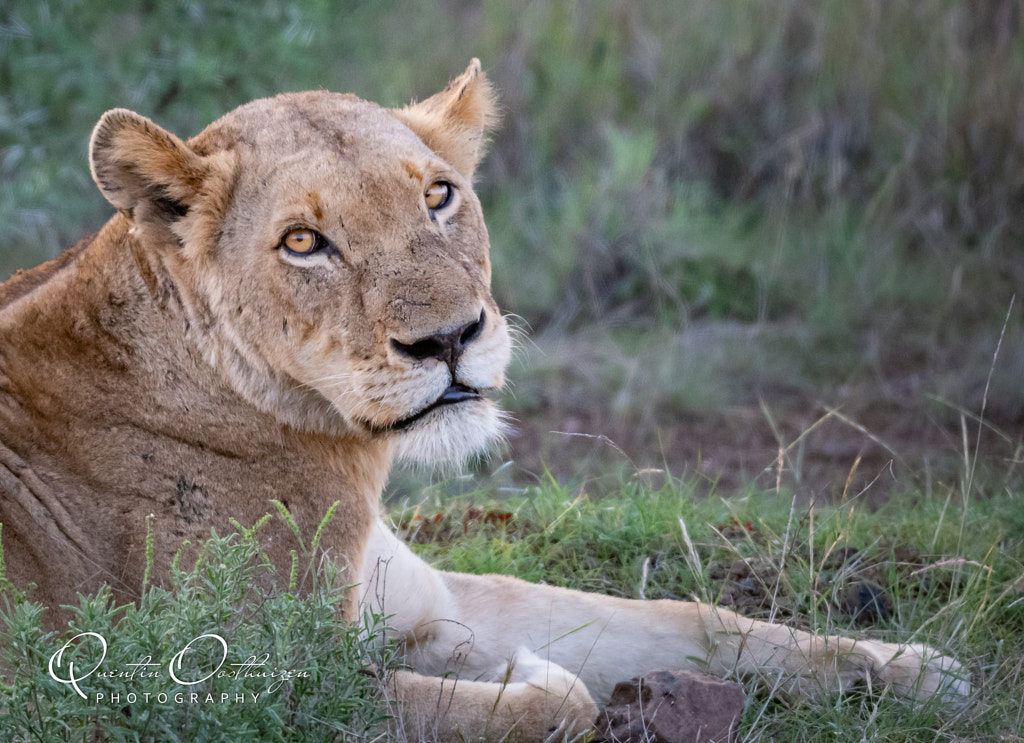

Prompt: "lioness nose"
[391,310,485,372]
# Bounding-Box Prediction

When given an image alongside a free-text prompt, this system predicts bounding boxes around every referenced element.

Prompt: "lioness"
[0,61,967,740]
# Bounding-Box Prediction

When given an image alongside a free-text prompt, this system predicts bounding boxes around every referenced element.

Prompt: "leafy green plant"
[0,517,393,742]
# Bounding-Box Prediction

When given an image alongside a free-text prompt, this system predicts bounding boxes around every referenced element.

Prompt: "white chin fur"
[392,399,508,466]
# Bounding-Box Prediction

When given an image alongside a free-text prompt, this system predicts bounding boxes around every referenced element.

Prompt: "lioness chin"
[0,60,968,741]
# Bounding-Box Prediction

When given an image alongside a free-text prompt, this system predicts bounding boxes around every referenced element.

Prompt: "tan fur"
[385,658,597,743]
[0,60,508,630]
[0,62,965,741]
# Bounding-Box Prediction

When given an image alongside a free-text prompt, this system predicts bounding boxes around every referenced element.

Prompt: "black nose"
[391,310,485,373]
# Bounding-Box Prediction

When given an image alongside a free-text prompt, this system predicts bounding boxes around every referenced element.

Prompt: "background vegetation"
[2,0,1023,739]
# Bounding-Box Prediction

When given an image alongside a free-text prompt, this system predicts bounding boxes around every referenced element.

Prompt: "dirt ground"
[501,389,1023,508]
[462,316,1024,508]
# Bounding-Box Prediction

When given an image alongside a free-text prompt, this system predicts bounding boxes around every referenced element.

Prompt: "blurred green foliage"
[4,0,1023,329]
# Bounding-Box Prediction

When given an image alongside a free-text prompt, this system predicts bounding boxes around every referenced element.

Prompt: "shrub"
[0,519,392,742]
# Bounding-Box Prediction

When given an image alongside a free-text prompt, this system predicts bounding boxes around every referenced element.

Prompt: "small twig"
[966,293,1015,495]
[548,430,635,468]
[909,558,993,577]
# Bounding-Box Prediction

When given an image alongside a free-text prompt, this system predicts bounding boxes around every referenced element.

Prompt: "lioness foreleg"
[362,520,598,739]
[383,651,597,743]
[363,520,969,706]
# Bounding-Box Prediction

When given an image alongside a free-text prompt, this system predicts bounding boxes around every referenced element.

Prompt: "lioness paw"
[877,643,971,702]
[827,639,971,702]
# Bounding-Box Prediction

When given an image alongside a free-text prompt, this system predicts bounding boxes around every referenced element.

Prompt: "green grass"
[6,471,1019,741]
[390,474,1024,741]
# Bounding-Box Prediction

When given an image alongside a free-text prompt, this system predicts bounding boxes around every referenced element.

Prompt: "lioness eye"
[424,181,454,212]
[281,228,322,255]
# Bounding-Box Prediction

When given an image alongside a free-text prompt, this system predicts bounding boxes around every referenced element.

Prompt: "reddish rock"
[596,669,744,743]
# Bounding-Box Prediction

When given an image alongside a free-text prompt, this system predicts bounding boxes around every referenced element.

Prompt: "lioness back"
[0,61,509,624]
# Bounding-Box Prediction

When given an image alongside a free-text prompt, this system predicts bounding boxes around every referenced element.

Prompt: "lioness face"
[212,94,512,464]
[89,62,510,464]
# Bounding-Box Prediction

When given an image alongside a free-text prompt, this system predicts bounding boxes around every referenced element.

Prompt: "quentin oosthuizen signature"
[48,631,311,704]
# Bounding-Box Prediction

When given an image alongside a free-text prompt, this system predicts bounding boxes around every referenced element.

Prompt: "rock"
[595,669,744,743]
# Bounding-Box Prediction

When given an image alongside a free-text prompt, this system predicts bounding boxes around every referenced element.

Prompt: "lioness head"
[88,60,510,465]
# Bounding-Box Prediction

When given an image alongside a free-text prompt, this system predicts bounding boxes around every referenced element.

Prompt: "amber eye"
[281,228,322,255]
[424,181,454,212]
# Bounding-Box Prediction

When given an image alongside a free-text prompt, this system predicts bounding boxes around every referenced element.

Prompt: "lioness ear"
[89,109,209,221]
[392,58,499,180]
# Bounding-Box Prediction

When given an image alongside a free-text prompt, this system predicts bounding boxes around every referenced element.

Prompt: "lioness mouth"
[389,383,481,432]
